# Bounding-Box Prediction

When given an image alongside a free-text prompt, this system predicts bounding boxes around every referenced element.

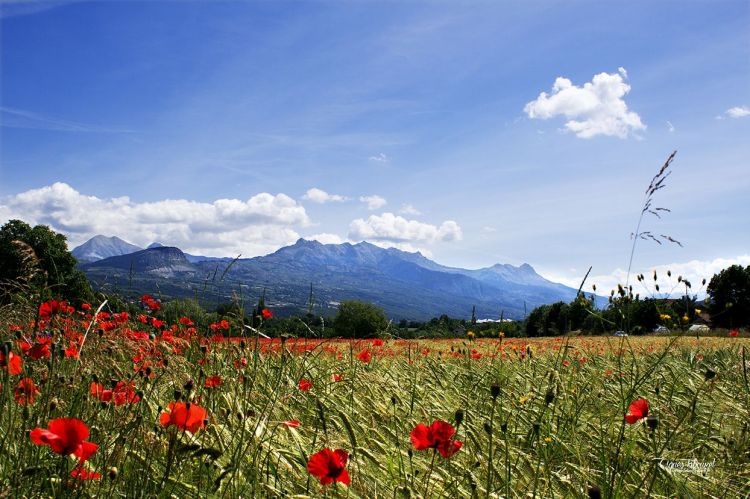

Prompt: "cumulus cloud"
[541,255,750,298]
[359,195,387,210]
[348,212,462,244]
[0,182,309,256]
[368,153,390,163]
[302,188,348,203]
[399,204,421,216]
[524,67,646,139]
[725,106,750,118]
[307,233,345,245]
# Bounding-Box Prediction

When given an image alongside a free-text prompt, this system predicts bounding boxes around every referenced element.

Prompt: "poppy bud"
[92,374,99,383]
[588,484,602,499]
[500,422,507,433]
[108,467,118,480]
[391,395,397,405]
[200,346,208,354]
[454,409,464,427]
[545,390,555,405]
[184,379,195,391]
[98,328,104,337]
[532,421,541,433]
[49,399,57,412]
[646,415,659,431]
[145,367,152,377]
[110,379,118,389]
[22,406,30,420]
[399,486,411,498]
[240,340,246,349]
[149,334,156,341]
[174,390,182,401]
[407,449,413,458]
[136,390,144,399]
[246,409,256,418]
[490,384,500,399]
[163,358,169,367]
[483,422,492,434]
[704,369,716,381]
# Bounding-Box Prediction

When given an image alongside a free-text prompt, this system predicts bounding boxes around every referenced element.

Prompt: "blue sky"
[1,0,749,294]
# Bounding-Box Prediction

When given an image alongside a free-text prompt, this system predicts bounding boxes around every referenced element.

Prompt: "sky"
[1,0,749,295]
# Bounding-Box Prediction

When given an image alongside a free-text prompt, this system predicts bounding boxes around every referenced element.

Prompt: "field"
[1,300,749,497]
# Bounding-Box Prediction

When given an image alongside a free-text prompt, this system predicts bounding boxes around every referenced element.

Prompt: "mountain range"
[73,236,594,320]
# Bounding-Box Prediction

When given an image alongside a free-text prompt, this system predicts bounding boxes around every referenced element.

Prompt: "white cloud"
[368,153,390,163]
[367,239,434,258]
[399,204,421,216]
[524,67,646,139]
[0,182,309,256]
[307,233,345,245]
[359,195,387,210]
[540,255,750,298]
[348,212,462,244]
[725,106,750,118]
[302,187,348,203]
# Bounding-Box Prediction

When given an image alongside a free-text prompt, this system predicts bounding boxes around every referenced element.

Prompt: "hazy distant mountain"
[71,236,143,263]
[79,238,595,320]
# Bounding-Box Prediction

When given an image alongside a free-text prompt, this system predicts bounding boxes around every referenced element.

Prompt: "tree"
[332,300,388,338]
[0,219,93,303]
[707,265,750,328]
[525,304,550,337]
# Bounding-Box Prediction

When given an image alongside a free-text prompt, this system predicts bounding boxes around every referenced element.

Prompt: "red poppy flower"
[307,448,350,486]
[204,375,222,388]
[39,300,70,320]
[179,316,194,326]
[331,374,343,382]
[410,420,463,458]
[30,418,98,462]
[357,350,372,363]
[299,379,313,392]
[23,341,51,361]
[159,402,207,433]
[0,350,22,375]
[262,308,273,319]
[92,381,139,405]
[282,420,300,428]
[70,466,101,480]
[14,377,40,405]
[372,339,384,346]
[729,329,739,337]
[625,398,649,424]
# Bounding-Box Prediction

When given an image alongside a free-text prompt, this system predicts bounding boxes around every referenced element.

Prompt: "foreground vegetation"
[1,298,748,497]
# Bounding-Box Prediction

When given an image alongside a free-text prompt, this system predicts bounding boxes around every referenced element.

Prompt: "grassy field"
[1,300,749,497]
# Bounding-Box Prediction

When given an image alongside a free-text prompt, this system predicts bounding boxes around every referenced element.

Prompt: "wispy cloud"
[302,188,349,203]
[0,106,135,133]
[725,106,750,118]
[0,0,85,18]
[359,195,387,210]
[368,153,390,163]
[399,204,421,216]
